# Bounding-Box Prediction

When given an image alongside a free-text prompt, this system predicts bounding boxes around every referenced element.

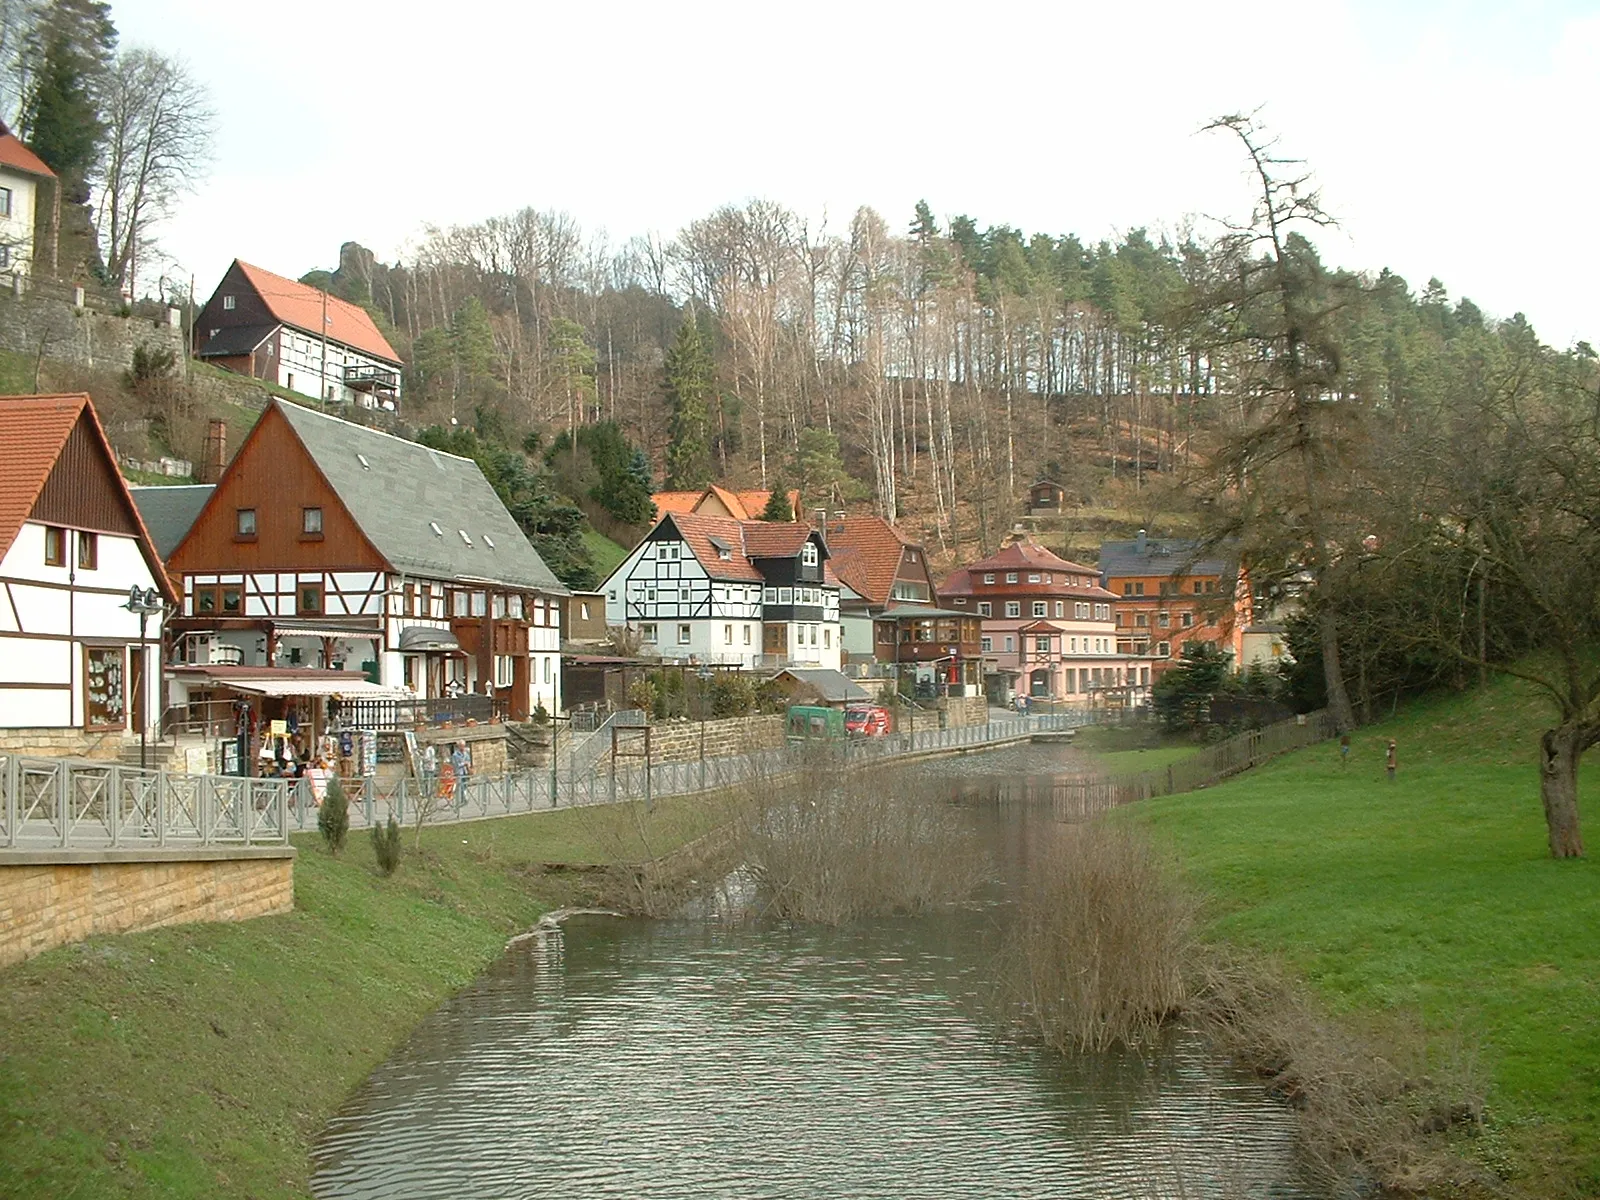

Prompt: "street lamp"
[123,585,164,769]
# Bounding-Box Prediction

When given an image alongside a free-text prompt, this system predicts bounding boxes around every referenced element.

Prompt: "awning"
[399,625,462,653]
[273,623,380,641]
[226,678,412,699]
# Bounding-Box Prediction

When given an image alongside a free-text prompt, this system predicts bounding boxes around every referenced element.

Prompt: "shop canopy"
[224,677,412,699]
[273,623,382,642]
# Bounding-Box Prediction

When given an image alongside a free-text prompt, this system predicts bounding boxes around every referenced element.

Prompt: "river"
[311,743,1320,1199]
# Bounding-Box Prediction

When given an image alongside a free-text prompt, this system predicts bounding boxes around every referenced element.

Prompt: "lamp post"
[123,585,164,770]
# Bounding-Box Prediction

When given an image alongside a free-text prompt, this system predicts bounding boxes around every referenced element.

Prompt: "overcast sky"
[116,0,1599,347]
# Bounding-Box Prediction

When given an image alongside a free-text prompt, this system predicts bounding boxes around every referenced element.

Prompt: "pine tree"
[17,1,116,193]
[663,312,715,489]
[760,480,793,522]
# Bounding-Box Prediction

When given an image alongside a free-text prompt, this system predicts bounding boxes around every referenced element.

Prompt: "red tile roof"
[741,521,814,558]
[234,261,400,364]
[651,490,707,516]
[0,394,175,600]
[650,485,801,522]
[822,514,918,605]
[826,545,874,597]
[0,131,54,177]
[661,512,764,582]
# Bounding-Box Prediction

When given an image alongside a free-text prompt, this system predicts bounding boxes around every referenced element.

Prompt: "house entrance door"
[1030,669,1050,697]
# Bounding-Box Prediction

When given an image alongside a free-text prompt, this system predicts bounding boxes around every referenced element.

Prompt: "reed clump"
[993,820,1192,1053]
[738,760,988,924]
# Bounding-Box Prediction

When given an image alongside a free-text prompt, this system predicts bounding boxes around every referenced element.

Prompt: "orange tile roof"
[650,486,800,522]
[826,545,874,597]
[0,130,54,177]
[650,490,706,516]
[234,260,400,364]
[661,511,764,582]
[822,514,918,605]
[741,521,815,559]
[0,394,175,600]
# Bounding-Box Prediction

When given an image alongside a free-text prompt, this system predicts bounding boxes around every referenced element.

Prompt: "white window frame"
[641,623,658,643]
[977,601,991,617]
[801,542,818,568]
[1005,601,1021,618]
[677,623,692,644]
[1031,601,1047,618]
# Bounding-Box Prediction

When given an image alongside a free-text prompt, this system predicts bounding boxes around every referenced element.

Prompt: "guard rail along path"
[290,712,1089,834]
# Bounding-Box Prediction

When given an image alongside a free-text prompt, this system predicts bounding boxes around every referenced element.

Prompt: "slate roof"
[130,484,214,558]
[273,401,567,593]
[1097,538,1235,582]
[233,261,400,364]
[771,667,870,704]
[0,128,54,177]
[0,394,173,598]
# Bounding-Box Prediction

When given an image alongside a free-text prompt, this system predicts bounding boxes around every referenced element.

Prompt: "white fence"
[1,757,291,850]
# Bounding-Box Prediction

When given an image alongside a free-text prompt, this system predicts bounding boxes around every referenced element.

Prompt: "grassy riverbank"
[0,795,728,1199]
[1130,675,1599,1195]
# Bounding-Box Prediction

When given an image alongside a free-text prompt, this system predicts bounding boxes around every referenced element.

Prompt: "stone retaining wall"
[0,846,296,967]
[0,728,126,759]
[940,696,988,729]
[0,285,184,373]
[647,714,785,764]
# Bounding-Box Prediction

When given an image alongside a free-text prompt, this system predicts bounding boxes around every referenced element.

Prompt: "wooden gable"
[167,403,388,576]
[31,411,142,538]
[193,261,279,348]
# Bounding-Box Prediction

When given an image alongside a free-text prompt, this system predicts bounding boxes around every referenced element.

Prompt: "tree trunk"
[1318,604,1356,733]
[1539,725,1588,858]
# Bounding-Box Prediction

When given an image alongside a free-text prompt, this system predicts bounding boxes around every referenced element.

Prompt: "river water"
[311,744,1320,1200]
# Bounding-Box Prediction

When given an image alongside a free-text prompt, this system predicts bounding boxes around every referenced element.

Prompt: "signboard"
[269,719,287,736]
[184,745,209,775]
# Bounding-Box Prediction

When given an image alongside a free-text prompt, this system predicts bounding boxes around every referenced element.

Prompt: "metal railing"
[563,708,647,776]
[335,694,493,730]
[1,756,290,850]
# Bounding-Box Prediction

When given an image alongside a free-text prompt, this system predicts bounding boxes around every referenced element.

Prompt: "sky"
[114,0,1600,347]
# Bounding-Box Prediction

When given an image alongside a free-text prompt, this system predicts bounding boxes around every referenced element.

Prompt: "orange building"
[1097,532,1252,671]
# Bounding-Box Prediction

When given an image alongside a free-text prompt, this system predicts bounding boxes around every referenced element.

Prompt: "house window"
[1075,602,1089,619]
[579,601,590,621]
[1070,637,1078,652]
[1005,601,1021,618]
[302,507,323,536]
[977,601,992,617]
[222,294,236,310]
[980,636,993,652]
[1003,635,1015,652]
[1005,572,1018,583]
[641,623,658,643]
[677,623,691,644]
[508,595,523,619]
[1193,581,1204,594]
[1028,573,1041,583]
[1135,613,1149,627]
[43,526,64,567]
[743,625,751,645]
[983,574,995,584]
[1159,582,1174,596]
[194,586,218,615]
[1032,601,1047,618]
[1157,641,1171,657]
[1123,583,1133,595]
[0,186,10,217]
[299,582,323,614]
[221,586,241,614]
[824,628,831,649]
[452,591,470,617]
[1036,636,1051,653]
[492,594,508,619]
[494,655,515,687]
[952,597,966,606]
[544,656,552,684]
[801,542,818,567]
[1158,612,1170,628]
[1055,601,1064,618]
[471,592,487,617]
[1181,611,1194,627]
[76,531,97,570]
[235,508,257,538]
[764,587,778,603]
[779,587,792,604]
[724,623,733,644]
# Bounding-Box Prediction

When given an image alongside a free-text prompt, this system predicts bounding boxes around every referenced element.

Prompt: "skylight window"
[483,535,495,549]
[429,522,443,537]
[357,454,371,470]
[459,530,474,547]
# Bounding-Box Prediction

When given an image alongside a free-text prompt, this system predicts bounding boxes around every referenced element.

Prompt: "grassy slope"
[0,347,39,393]
[0,795,727,1199]
[1129,676,1599,1192]
[583,526,627,580]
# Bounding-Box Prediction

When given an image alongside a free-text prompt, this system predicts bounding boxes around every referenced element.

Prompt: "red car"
[845,705,891,737]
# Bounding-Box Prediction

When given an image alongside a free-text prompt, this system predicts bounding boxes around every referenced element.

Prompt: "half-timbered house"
[0,394,175,755]
[163,400,568,722]
[601,512,841,670]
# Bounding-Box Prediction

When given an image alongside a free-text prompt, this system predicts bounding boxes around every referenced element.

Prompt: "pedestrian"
[451,740,470,809]
[1339,734,1350,766]
[1386,738,1397,782]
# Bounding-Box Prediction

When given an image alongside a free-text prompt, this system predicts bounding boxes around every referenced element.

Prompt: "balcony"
[344,362,400,398]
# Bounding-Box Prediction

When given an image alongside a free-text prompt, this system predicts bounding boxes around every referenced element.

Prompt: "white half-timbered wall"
[0,521,164,732]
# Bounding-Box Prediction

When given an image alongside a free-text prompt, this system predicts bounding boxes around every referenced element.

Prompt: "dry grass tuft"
[992,820,1192,1053]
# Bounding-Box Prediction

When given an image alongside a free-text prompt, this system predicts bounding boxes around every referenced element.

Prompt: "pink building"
[939,528,1152,708]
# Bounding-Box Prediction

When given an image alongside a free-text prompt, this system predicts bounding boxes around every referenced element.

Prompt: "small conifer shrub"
[318,775,350,854]
[371,817,402,876]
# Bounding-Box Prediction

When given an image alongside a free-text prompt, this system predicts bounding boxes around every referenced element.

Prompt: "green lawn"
[1129,675,1600,1193]
[1090,745,1199,774]
[0,795,728,1199]
[0,347,39,393]
[583,526,628,580]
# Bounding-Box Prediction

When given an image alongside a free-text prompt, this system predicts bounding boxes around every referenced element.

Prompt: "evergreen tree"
[760,480,793,522]
[663,312,715,489]
[17,0,115,192]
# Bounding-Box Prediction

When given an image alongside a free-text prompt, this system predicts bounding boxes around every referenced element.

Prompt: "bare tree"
[95,47,213,293]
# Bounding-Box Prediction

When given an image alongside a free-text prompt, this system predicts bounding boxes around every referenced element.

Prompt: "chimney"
[1135,528,1147,554]
[832,510,847,538]
[200,419,227,484]
[813,508,827,534]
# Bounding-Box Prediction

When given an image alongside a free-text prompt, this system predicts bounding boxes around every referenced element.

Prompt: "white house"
[0,394,173,754]
[0,123,55,277]
[192,260,403,411]
[602,512,842,671]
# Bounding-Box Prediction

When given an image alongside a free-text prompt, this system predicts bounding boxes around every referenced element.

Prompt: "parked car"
[844,705,891,737]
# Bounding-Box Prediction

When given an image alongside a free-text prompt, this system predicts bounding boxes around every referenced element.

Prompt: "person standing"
[1386,738,1398,782]
[451,740,470,809]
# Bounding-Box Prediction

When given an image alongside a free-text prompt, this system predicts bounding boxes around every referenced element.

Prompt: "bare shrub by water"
[994,820,1191,1053]
[738,759,988,924]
